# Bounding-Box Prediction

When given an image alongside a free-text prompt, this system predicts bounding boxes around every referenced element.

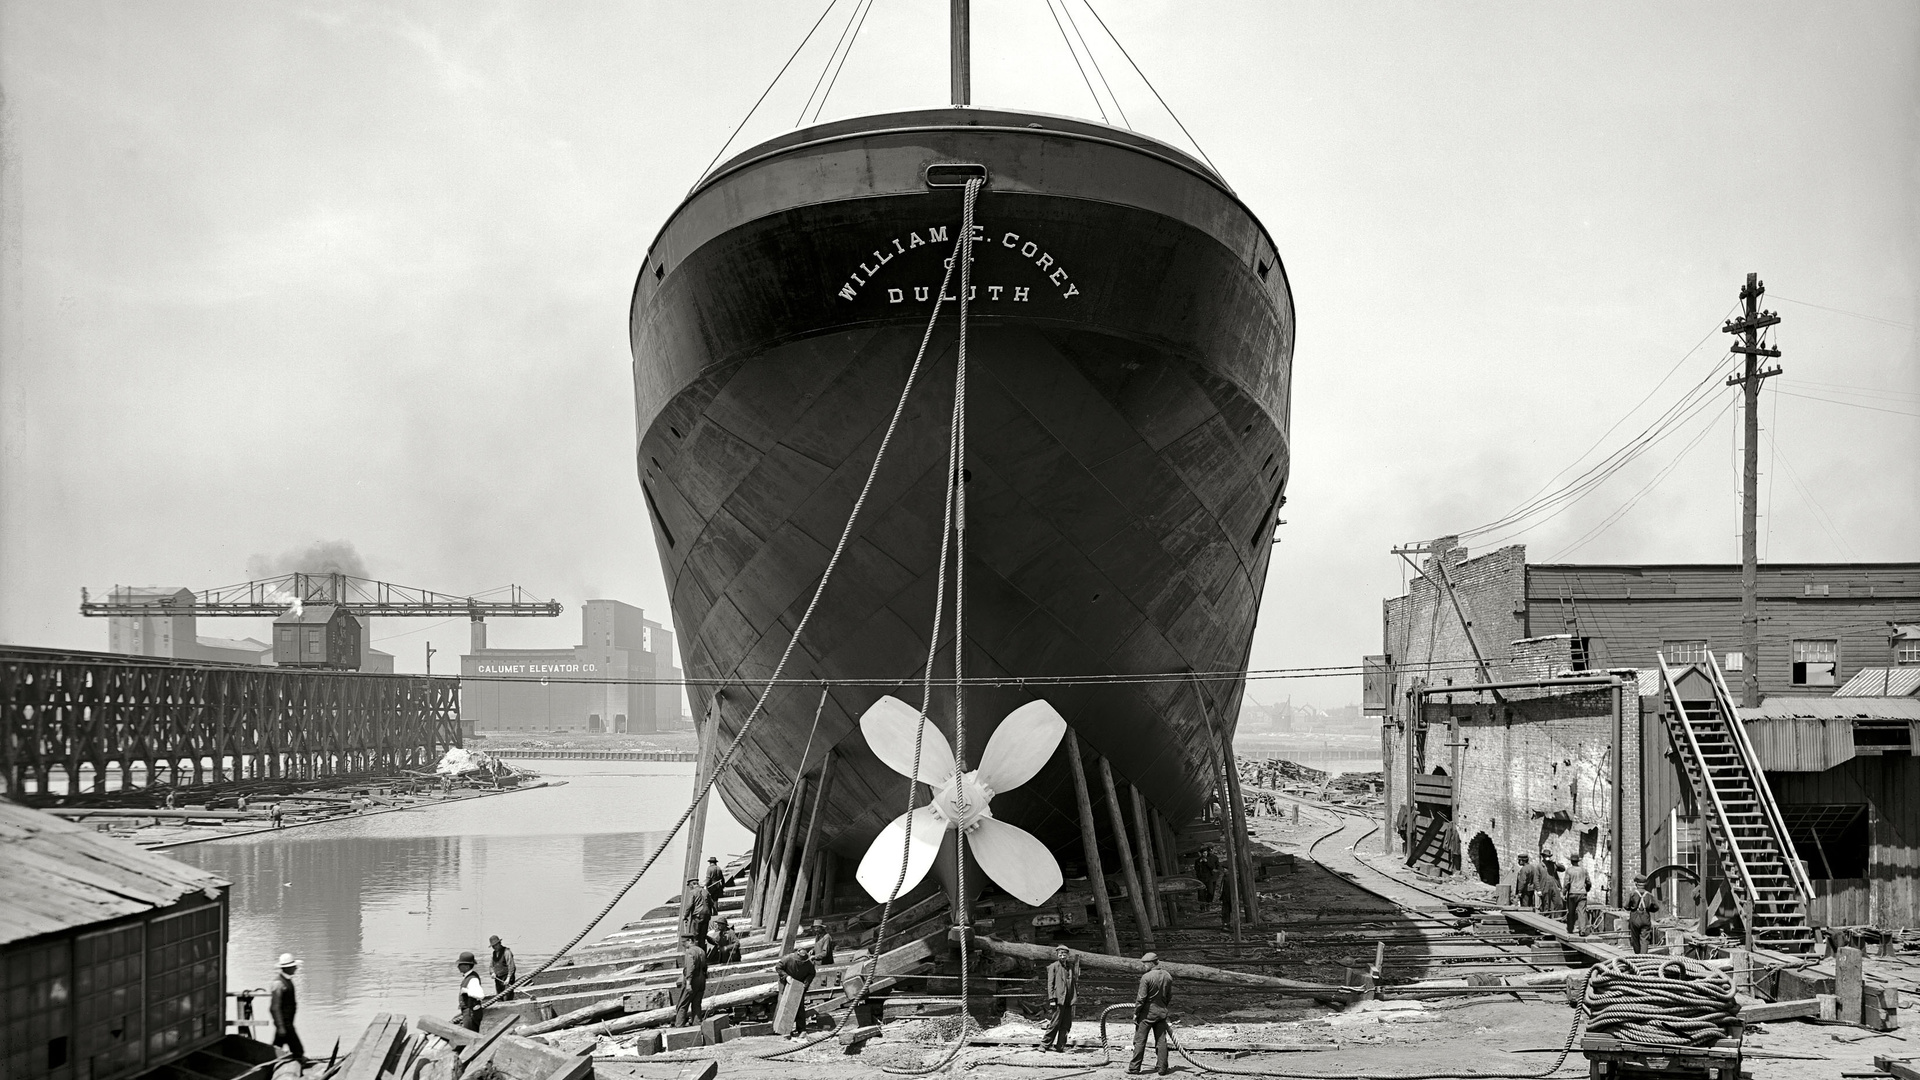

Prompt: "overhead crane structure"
[81,572,564,657]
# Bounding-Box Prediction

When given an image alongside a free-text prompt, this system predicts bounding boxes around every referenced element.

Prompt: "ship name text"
[836,224,1081,304]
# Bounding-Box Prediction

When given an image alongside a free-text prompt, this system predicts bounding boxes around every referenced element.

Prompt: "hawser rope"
[760,176,985,1072]
[481,183,981,1012]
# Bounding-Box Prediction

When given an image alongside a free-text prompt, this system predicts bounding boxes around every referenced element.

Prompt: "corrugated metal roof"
[0,801,229,946]
[1740,697,1920,721]
[1834,667,1920,697]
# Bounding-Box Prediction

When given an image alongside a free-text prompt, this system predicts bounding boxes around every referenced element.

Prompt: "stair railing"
[1705,654,1816,911]
[1657,655,1762,940]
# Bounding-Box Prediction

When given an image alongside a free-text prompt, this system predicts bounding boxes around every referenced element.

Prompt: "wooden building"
[271,604,362,669]
[0,801,231,1080]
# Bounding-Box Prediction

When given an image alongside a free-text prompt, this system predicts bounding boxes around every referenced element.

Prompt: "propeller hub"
[932,771,994,832]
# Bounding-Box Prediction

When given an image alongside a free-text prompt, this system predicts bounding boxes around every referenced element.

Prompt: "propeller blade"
[856,804,948,903]
[859,695,956,787]
[975,699,1068,793]
[968,817,1064,907]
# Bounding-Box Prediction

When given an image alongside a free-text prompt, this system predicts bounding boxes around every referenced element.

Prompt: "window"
[1898,639,1920,665]
[1792,639,1838,686]
[1661,640,1709,665]
[1570,638,1593,672]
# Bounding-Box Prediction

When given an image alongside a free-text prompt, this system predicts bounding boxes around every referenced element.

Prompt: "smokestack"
[471,617,487,653]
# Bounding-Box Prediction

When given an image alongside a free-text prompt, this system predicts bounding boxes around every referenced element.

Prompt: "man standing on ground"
[488,935,516,996]
[1625,875,1662,953]
[704,856,726,911]
[776,943,818,1035]
[270,802,284,829]
[1563,854,1592,934]
[810,920,835,964]
[269,954,305,1073]
[674,937,708,1026]
[1538,852,1563,916]
[1194,846,1217,908]
[1128,952,1173,1076]
[1042,945,1078,1052]
[1513,854,1539,910]
[456,952,487,1030]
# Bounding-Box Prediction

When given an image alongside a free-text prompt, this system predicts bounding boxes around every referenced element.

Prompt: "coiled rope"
[1582,956,1738,1050]
[485,182,982,1012]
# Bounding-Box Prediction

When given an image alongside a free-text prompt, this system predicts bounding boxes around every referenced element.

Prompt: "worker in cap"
[1513,853,1539,910]
[776,942,818,1035]
[1625,874,1662,954]
[269,954,306,1071]
[681,876,714,945]
[707,916,742,965]
[488,935,517,996]
[1128,952,1174,1074]
[703,855,726,910]
[1041,945,1079,1052]
[456,951,486,1030]
[810,919,836,964]
[674,934,708,1026]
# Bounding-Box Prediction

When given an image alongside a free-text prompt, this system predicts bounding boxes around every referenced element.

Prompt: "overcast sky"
[2,1,1915,707]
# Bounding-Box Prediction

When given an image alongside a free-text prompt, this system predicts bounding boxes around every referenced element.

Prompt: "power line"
[1772,294,1914,331]
[1773,388,1920,419]
[1548,397,1735,560]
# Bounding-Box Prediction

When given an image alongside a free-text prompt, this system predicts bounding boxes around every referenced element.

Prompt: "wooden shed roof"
[0,801,229,947]
[1741,697,1920,722]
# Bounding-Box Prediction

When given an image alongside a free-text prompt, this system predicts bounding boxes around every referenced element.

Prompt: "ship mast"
[950,0,970,105]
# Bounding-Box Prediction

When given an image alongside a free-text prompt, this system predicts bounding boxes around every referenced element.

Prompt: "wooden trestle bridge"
[0,646,461,797]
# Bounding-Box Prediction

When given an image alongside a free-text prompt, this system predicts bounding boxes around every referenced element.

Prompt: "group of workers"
[1513,852,1665,951]
[1038,945,1176,1074]
[674,854,835,1032]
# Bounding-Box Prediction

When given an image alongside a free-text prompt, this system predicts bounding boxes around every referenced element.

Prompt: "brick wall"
[1383,540,1529,705]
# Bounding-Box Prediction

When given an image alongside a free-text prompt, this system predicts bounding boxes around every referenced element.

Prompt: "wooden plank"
[1739,999,1819,1023]
[771,978,807,1036]
[415,1017,477,1046]
[337,1014,407,1080]
[1837,946,1864,1026]
[779,752,834,957]
[762,777,806,944]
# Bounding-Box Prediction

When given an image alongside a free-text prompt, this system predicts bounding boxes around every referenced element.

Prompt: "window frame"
[1791,638,1839,687]
[1660,640,1710,665]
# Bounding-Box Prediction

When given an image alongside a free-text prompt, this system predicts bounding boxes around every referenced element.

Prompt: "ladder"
[1656,653,1816,954]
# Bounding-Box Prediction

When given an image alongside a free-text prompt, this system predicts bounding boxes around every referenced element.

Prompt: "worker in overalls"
[1625,875,1662,953]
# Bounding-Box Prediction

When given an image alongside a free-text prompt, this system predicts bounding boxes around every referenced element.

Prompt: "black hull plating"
[631,109,1295,862]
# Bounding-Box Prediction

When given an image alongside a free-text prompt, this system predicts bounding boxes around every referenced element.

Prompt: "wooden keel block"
[661,1026,705,1051]
[697,1016,727,1042]
[629,1031,661,1056]
[839,1024,882,1048]
[735,1022,775,1037]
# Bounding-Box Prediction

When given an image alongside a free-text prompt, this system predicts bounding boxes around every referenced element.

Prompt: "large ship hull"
[631,109,1294,867]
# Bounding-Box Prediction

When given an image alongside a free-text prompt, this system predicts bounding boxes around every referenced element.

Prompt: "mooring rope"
[759,176,986,1073]
[483,185,981,1012]
[1582,955,1738,1049]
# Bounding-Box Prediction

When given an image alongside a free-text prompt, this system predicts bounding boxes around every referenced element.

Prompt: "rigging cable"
[693,0,845,190]
[478,201,982,1008]
[1062,0,1129,128]
[795,0,862,125]
[1044,0,1109,123]
[809,0,877,124]
[1080,1,1219,175]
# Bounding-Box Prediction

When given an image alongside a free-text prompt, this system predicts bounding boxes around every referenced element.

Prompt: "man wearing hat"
[269,954,305,1072]
[1128,952,1174,1075]
[1041,945,1078,1052]
[674,936,708,1026]
[488,935,517,996]
[681,877,714,947]
[703,855,726,911]
[455,951,487,1030]
[1625,874,1662,953]
[1513,854,1539,910]
[707,917,742,965]
[810,920,836,965]
[776,943,817,1034]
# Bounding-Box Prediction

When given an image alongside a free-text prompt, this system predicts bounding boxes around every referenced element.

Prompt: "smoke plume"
[247,539,371,580]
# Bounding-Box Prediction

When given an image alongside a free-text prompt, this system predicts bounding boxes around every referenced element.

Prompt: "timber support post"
[780,752,836,957]
[1129,784,1164,927]
[682,696,723,892]
[1097,754,1155,951]
[1065,734,1122,955]
[763,778,807,943]
[1214,751,1244,942]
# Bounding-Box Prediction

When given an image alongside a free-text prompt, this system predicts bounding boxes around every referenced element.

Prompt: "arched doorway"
[1469,832,1501,885]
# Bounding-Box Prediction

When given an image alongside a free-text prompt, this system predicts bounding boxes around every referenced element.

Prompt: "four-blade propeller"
[854,695,1069,907]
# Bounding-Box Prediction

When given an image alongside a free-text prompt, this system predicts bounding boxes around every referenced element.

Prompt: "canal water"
[171,760,753,1054]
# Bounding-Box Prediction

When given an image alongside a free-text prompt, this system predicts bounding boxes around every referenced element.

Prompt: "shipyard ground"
[554,800,1913,1079]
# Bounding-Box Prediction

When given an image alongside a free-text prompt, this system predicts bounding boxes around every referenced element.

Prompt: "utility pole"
[426,641,435,676]
[1723,273,1783,708]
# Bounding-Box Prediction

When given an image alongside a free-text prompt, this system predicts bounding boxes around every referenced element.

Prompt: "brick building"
[460,599,687,733]
[1371,539,1920,925]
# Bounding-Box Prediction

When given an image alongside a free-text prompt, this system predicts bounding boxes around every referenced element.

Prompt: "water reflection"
[172,761,751,1053]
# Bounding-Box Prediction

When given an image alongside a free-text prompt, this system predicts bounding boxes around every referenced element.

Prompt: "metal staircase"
[1656,654,1816,953]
